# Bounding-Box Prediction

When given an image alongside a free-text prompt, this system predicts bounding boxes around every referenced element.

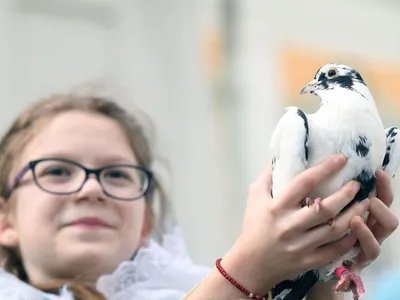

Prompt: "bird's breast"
[307,109,386,200]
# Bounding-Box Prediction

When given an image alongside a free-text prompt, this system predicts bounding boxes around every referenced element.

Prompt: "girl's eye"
[103,168,135,183]
[43,167,70,176]
[105,170,128,179]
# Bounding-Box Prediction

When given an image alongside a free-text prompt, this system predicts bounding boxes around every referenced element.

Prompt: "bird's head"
[300,63,372,101]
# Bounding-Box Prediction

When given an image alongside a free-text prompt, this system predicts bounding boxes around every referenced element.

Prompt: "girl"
[0,93,397,300]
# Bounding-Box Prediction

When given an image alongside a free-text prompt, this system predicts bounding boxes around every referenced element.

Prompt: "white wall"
[1,3,400,295]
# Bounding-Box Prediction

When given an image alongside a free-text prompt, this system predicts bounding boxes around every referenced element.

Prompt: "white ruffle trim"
[0,225,211,300]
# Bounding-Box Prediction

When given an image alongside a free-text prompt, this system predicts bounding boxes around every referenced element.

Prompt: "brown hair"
[0,93,173,299]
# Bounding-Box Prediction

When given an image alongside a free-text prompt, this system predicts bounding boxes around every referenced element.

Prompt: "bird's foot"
[301,197,335,225]
[303,197,322,212]
[333,267,365,300]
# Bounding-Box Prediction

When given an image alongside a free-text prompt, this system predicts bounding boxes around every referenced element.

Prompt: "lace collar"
[0,225,210,300]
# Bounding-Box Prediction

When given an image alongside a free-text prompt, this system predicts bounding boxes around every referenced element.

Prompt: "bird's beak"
[300,79,319,95]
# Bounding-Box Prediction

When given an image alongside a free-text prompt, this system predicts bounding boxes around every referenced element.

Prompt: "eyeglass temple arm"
[4,164,31,199]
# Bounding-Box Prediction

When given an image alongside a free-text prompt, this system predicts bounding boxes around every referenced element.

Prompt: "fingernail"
[375,169,384,178]
[361,198,370,207]
[334,154,347,164]
[352,181,360,192]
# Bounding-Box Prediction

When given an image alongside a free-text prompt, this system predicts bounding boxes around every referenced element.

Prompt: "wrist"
[220,242,279,296]
[183,241,280,300]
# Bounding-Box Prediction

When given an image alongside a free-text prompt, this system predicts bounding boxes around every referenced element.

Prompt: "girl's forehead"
[19,111,137,165]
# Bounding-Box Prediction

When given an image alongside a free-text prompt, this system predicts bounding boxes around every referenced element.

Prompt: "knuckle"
[248,182,258,193]
[269,202,281,216]
[247,182,261,198]
[322,207,337,220]
[370,245,381,260]
[300,256,314,270]
[277,222,293,240]
[283,242,301,256]
[283,244,296,255]
[387,217,399,233]
[301,175,318,191]
[329,224,343,239]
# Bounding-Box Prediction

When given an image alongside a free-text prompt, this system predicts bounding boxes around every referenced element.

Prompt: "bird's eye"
[327,69,337,78]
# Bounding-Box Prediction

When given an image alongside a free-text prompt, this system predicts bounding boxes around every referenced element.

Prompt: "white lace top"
[0,226,211,300]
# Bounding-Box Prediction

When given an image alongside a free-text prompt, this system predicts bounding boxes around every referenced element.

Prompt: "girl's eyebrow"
[27,152,137,165]
[98,156,138,165]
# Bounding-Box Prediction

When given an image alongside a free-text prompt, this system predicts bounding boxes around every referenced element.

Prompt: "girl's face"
[0,111,150,285]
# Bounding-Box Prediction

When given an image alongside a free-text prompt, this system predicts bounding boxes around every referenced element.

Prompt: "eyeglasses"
[5,158,153,201]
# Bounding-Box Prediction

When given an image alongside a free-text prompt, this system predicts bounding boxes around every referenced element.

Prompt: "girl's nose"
[73,174,107,203]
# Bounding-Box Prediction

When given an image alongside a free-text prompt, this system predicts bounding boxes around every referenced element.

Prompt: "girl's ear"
[139,204,155,247]
[0,197,19,247]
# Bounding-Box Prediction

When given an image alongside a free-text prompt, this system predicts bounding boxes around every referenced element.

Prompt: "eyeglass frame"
[4,158,153,201]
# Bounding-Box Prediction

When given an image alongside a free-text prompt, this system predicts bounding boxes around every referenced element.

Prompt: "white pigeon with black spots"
[270,63,400,300]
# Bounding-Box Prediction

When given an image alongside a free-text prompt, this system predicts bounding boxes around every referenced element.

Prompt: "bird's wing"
[270,106,309,198]
[382,126,400,178]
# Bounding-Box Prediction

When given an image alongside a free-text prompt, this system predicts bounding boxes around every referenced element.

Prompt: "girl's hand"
[185,154,370,300]
[306,169,399,300]
[349,168,399,273]
[222,154,370,296]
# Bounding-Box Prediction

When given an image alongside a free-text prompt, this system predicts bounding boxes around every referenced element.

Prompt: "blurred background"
[1,0,400,298]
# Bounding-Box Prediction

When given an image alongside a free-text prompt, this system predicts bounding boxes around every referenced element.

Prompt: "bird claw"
[303,197,322,212]
[302,197,336,226]
[333,267,365,300]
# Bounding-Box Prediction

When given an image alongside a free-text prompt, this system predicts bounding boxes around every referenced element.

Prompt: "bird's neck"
[317,82,374,103]
[351,81,375,102]
[315,87,382,124]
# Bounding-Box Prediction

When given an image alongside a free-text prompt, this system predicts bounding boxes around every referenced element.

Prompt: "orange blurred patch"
[279,46,400,110]
[200,28,225,81]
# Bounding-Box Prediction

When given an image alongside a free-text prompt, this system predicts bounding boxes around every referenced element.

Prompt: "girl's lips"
[67,217,111,228]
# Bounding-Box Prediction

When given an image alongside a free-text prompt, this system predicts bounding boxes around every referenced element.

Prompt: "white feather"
[382,127,400,179]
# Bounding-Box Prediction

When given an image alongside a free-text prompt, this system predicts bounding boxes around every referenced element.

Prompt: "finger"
[368,197,399,244]
[365,216,377,229]
[249,163,273,198]
[256,162,273,186]
[279,154,347,206]
[305,232,358,269]
[375,169,394,208]
[292,180,363,230]
[302,199,369,246]
[350,216,380,263]
[369,197,399,233]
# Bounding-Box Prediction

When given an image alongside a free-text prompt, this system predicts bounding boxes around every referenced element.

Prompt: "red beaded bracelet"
[215,258,267,300]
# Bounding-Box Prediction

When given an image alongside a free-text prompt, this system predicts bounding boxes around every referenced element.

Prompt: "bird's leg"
[333,267,365,300]
[304,197,322,213]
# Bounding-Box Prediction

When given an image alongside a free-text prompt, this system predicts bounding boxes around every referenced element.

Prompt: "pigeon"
[270,63,400,300]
